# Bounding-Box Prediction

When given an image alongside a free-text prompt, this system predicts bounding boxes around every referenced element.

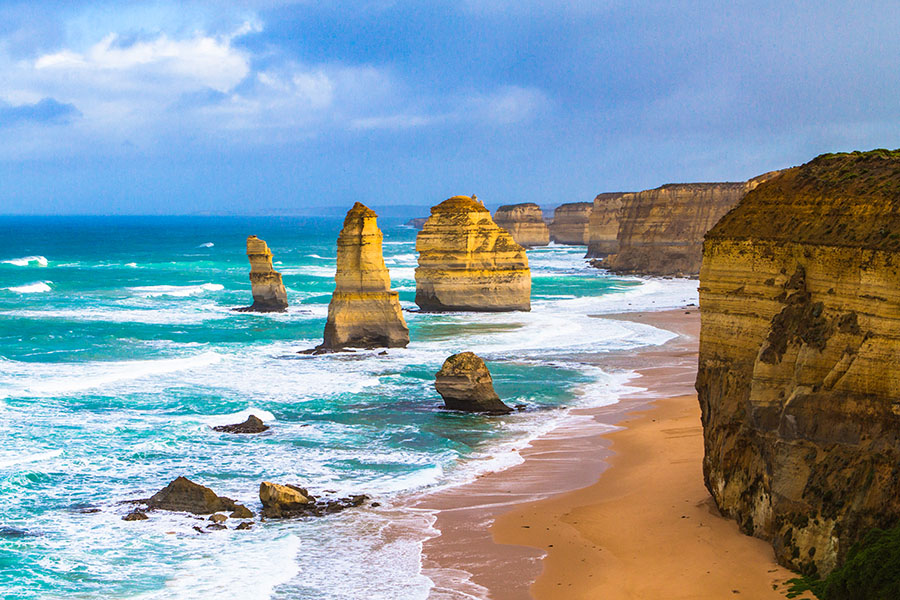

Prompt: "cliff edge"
[549,202,592,245]
[493,203,550,248]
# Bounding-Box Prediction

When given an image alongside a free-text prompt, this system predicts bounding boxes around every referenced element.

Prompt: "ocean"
[0,216,698,599]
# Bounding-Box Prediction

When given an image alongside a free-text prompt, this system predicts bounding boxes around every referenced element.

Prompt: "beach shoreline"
[415,308,805,599]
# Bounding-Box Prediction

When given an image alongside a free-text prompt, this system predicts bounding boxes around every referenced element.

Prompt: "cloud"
[0,97,81,127]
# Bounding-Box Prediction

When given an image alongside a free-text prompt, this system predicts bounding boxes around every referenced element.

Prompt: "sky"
[0,1,898,215]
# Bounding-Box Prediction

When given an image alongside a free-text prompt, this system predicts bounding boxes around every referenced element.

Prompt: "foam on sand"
[3,255,48,267]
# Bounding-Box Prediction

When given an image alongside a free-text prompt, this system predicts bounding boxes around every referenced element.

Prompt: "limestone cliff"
[493,203,550,247]
[321,202,409,349]
[415,196,531,312]
[236,235,288,312]
[696,150,900,577]
[549,202,592,245]
[585,193,627,257]
[603,174,779,276]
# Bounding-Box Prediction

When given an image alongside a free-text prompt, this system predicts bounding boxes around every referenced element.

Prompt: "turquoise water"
[0,216,697,599]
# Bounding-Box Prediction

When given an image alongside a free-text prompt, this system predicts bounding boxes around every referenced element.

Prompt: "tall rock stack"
[696,150,900,577]
[603,172,780,276]
[585,192,627,258]
[236,235,288,312]
[321,202,409,349]
[493,203,550,247]
[548,202,592,245]
[415,195,531,312]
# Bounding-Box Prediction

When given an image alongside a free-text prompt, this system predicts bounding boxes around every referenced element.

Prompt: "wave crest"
[3,256,48,267]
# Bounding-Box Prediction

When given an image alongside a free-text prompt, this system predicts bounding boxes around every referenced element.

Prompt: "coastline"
[415,308,804,599]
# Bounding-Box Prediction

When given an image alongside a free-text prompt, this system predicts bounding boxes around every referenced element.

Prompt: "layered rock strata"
[601,173,779,276]
[415,196,531,312]
[549,202,592,245]
[321,203,409,349]
[493,203,550,247]
[236,236,288,312]
[435,352,512,414]
[696,150,900,576]
[585,193,627,257]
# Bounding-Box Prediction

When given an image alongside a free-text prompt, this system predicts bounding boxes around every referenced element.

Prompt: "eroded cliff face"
[604,173,779,276]
[322,202,409,349]
[493,203,550,247]
[696,151,900,577]
[415,196,531,312]
[237,235,288,312]
[585,193,627,257]
[549,202,592,245]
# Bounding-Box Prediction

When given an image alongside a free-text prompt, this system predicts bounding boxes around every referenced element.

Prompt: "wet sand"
[417,309,806,599]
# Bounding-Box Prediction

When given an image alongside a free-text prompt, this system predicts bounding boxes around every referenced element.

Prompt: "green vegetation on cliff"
[787,524,900,599]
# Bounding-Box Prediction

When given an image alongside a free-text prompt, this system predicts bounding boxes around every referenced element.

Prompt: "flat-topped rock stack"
[236,235,288,312]
[321,202,409,349]
[696,150,900,576]
[585,192,627,258]
[415,195,531,312]
[493,203,550,247]
[548,202,592,245]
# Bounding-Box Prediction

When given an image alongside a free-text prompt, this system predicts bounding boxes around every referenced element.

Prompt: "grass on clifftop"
[785,524,900,599]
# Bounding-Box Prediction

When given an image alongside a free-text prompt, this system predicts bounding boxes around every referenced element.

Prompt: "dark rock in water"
[192,526,207,534]
[146,476,238,515]
[434,352,512,414]
[0,526,36,539]
[236,521,253,530]
[123,510,148,521]
[208,514,227,523]
[230,505,253,519]
[259,481,370,518]
[212,415,269,434]
[206,522,227,530]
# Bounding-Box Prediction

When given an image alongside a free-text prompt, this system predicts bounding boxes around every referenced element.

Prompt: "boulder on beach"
[434,352,512,414]
[146,476,240,515]
[212,414,269,434]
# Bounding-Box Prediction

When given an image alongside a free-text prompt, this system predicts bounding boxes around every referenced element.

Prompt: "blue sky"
[0,1,898,214]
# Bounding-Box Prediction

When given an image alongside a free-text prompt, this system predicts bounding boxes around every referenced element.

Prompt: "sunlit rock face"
[322,202,409,349]
[696,150,900,577]
[237,235,288,312]
[415,195,531,312]
[585,192,627,258]
[549,202,592,245]
[493,203,550,248]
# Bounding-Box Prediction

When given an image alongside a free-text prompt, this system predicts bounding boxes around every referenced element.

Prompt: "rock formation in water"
[235,235,288,312]
[145,477,246,515]
[600,173,779,276]
[321,202,409,350]
[585,193,628,258]
[493,203,550,247]
[696,150,900,577]
[415,196,531,312]
[405,217,428,229]
[259,481,370,518]
[435,352,512,414]
[549,202,592,245]
[212,415,269,434]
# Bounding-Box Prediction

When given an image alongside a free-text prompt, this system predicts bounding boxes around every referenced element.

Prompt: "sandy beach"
[418,308,808,599]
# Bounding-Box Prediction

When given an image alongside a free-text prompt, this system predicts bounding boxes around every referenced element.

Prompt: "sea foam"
[128,283,224,297]
[3,255,48,267]
[6,281,51,293]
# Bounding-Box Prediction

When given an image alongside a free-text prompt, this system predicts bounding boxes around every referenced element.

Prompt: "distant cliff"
[549,202,592,245]
[696,150,900,577]
[493,203,550,247]
[585,193,627,258]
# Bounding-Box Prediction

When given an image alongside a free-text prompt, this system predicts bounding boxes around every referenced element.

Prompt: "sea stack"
[435,352,512,414]
[415,196,531,312]
[600,173,780,276]
[548,202,592,245]
[585,192,627,258]
[493,203,550,247]
[236,235,288,312]
[321,202,409,350]
[696,150,900,576]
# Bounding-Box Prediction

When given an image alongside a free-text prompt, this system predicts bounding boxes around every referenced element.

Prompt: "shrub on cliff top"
[786,524,900,599]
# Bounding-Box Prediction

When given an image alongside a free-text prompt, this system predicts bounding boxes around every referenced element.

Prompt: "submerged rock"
[320,202,409,350]
[234,235,288,313]
[435,352,512,414]
[122,510,148,521]
[146,476,238,515]
[493,203,550,247]
[415,196,531,312]
[212,414,269,434]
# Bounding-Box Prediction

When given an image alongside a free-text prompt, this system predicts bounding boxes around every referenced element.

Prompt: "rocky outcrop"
[696,150,900,577]
[259,481,370,518]
[415,196,531,312]
[405,217,428,229]
[145,477,245,515]
[493,203,550,247]
[435,352,512,414]
[212,415,269,434]
[321,203,409,349]
[235,236,288,312]
[585,193,627,257]
[549,202,592,245]
[600,174,779,276]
